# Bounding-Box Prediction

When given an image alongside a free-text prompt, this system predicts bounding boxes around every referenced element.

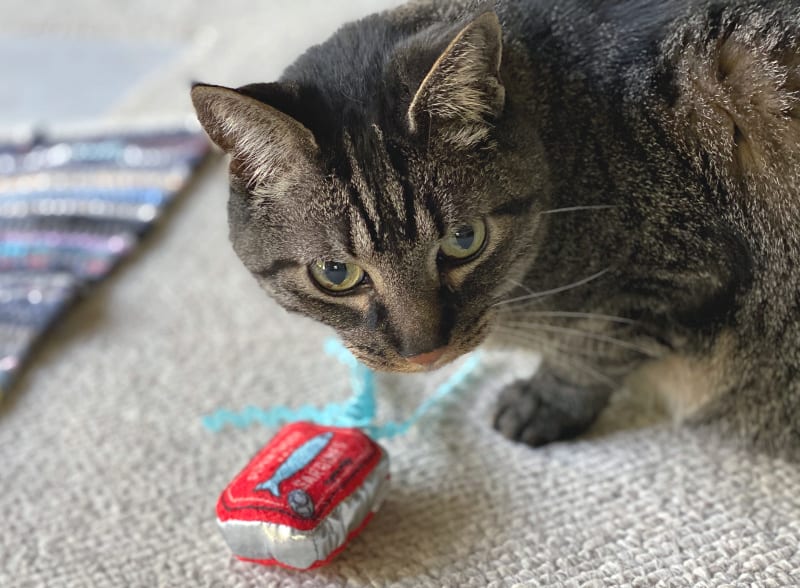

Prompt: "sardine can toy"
[207,340,482,570]
[216,423,390,570]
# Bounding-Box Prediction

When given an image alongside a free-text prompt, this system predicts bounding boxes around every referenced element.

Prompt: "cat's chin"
[357,354,458,374]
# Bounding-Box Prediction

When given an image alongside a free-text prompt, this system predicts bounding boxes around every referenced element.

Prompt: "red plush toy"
[216,422,390,570]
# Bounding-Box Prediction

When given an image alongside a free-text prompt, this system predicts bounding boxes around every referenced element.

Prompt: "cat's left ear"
[407,12,505,149]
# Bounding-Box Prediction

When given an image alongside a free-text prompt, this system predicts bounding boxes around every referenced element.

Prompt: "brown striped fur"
[192,0,800,458]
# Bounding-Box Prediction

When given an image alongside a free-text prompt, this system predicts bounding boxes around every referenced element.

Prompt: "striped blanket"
[0,125,209,394]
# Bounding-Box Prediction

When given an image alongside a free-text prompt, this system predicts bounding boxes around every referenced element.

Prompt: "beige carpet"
[3,1,800,586]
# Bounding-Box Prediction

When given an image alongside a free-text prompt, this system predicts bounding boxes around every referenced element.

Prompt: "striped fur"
[193,0,800,459]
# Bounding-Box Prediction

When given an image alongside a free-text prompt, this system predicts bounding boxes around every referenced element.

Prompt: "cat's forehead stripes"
[347,196,379,257]
[343,130,383,238]
[337,125,439,254]
[369,125,409,230]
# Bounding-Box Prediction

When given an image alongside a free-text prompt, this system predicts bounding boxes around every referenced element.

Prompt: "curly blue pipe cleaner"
[202,339,482,440]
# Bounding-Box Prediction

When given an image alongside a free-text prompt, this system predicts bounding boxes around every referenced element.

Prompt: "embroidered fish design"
[255,432,334,497]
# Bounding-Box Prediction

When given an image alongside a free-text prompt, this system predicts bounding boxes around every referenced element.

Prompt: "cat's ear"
[407,12,505,149]
[191,83,319,188]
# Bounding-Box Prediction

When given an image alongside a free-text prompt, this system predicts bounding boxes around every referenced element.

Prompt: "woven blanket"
[0,126,209,394]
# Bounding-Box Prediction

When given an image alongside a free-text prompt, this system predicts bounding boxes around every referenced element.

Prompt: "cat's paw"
[493,373,608,447]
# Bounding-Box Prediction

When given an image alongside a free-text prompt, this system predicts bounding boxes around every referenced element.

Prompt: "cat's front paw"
[493,379,573,446]
[493,372,609,447]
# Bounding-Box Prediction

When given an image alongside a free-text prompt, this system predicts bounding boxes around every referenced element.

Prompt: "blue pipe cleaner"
[202,339,482,440]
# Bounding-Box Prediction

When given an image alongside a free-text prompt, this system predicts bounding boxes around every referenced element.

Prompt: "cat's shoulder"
[657,1,800,196]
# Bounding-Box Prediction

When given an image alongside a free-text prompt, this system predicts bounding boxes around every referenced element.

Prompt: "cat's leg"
[629,328,800,460]
[690,373,800,461]
[493,364,614,446]
[490,315,662,446]
[684,344,800,460]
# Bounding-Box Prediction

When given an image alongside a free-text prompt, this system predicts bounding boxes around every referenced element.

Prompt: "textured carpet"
[2,2,800,587]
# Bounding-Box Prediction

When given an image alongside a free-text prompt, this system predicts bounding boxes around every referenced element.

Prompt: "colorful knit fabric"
[0,125,210,395]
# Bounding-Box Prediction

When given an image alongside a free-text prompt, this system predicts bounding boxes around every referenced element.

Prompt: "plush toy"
[216,422,390,570]
[205,340,481,570]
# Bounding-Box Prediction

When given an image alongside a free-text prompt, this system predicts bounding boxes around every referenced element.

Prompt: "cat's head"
[191,12,547,372]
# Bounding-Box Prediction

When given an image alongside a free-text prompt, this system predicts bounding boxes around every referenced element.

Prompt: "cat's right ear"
[190,83,319,188]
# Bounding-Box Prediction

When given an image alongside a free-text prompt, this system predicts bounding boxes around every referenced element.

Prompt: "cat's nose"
[406,347,447,367]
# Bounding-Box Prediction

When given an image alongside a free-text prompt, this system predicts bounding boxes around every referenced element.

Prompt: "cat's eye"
[309,260,366,293]
[439,219,487,262]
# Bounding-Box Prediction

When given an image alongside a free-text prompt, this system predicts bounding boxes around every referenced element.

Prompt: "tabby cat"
[191,0,800,458]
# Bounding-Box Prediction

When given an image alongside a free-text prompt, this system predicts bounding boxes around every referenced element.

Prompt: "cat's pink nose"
[406,347,447,366]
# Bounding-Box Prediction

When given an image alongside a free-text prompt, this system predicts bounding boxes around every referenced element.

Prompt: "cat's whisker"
[503,277,534,295]
[492,328,616,387]
[538,205,619,215]
[497,310,639,325]
[492,268,611,308]
[493,327,600,359]
[497,322,660,358]
[548,353,617,388]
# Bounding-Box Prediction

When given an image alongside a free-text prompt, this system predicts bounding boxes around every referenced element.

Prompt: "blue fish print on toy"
[255,431,334,497]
